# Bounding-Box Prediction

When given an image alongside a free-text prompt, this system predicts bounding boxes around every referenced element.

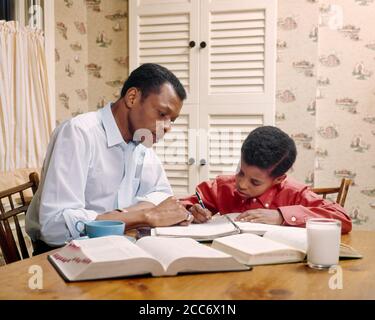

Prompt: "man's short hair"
[241,126,297,178]
[120,63,187,102]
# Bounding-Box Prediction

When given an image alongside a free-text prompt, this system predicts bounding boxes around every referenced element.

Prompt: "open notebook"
[211,227,362,266]
[48,235,250,282]
[152,213,303,240]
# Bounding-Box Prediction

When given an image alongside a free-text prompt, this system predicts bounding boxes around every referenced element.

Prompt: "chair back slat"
[311,178,352,207]
[8,195,14,210]
[19,190,26,205]
[13,215,30,259]
[0,205,30,220]
[0,223,13,262]
[336,178,351,208]
[0,181,35,198]
[2,219,21,263]
[0,172,39,264]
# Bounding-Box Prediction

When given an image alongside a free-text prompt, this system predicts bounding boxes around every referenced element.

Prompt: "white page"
[154,214,237,237]
[137,236,232,270]
[214,233,294,255]
[75,235,156,262]
[263,228,308,252]
[226,213,302,235]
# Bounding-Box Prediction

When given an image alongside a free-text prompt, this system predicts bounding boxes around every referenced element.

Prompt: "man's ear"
[124,87,138,109]
[273,174,286,186]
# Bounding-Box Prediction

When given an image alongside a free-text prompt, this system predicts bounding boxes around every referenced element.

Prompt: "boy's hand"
[235,209,284,225]
[177,211,194,226]
[189,204,213,223]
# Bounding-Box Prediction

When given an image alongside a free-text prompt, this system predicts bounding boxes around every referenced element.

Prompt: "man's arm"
[38,122,98,246]
[96,197,189,229]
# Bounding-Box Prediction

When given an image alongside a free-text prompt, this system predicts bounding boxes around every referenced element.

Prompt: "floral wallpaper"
[55,0,128,124]
[277,0,375,230]
[53,0,375,230]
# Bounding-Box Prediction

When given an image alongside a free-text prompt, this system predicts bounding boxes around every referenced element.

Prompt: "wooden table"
[0,231,374,300]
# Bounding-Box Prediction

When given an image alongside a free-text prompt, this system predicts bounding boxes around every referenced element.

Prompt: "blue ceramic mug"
[75,220,125,238]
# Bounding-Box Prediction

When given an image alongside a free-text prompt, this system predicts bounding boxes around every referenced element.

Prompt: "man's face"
[128,83,183,146]
[235,159,284,199]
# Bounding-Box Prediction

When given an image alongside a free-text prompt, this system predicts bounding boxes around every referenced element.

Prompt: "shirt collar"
[100,103,126,148]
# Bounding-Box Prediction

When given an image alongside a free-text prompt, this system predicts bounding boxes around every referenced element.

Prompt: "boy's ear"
[123,87,138,109]
[272,174,286,185]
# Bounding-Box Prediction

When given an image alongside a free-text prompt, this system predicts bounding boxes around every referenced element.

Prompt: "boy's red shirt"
[180,175,352,234]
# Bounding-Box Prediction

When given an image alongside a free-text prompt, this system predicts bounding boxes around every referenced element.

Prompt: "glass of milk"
[306,218,341,269]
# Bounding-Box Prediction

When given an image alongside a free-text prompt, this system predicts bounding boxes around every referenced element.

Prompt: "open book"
[153,213,304,241]
[211,227,362,266]
[48,235,250,281]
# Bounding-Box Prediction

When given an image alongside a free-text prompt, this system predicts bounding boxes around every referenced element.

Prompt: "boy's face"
[235,159,286,199]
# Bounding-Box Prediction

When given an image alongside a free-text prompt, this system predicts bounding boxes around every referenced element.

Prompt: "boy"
[181,126,352,234]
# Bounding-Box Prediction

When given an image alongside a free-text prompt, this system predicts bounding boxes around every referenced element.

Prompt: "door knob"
[199,159,207,166]
[200,41,207,48]
[188,157,195,165]
[189,41,196,48]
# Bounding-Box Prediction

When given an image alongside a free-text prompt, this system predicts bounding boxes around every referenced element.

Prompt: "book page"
[50,243,93,280]
[75,235,156,262]
[226,213,303,236]
[213,233,295,255]
[263,228,308,253]
[339,243,363,258]
[137,236,233,270]
[154,214,238,239]
[212,233,305,265]
[263,228,363,258]
[50,236,166,280]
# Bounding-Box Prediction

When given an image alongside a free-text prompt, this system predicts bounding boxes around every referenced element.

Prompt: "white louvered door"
[200,0,276,106]
[129,0,200,196]
[129,0,199,105]
[129,0,277,196]
[206,113,264,179]
[198,0,277,182]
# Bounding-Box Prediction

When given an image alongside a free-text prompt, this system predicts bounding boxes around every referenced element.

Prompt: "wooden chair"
[0,172,39,264]
[311,178,352,207]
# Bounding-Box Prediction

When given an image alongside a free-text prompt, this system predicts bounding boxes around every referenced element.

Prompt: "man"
[26,63,191,254]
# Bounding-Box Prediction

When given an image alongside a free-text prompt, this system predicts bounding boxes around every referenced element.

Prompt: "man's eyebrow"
[158,104,172,112]
[159,104,180,120]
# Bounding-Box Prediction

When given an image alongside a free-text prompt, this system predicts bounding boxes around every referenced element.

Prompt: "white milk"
[307,219,341,268]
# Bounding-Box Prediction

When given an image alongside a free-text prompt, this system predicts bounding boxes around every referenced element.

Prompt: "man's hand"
[188,204,213,223]
[235,209,284,225]
[145,196,191,227]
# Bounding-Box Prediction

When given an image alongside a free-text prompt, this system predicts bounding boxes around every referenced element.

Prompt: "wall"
[53,0,375,230]
[276,0,375,230]
[54,0,128,124]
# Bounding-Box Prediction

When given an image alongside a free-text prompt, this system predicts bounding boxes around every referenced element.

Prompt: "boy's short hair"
[120,63,187,102]
[241,126,297,178]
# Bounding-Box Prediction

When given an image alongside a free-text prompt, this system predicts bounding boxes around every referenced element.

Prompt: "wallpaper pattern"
[54,0,375,230]
[55,0,128,124]
[276,0,375,229]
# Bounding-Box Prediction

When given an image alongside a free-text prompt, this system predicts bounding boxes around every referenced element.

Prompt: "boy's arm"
[180,179,220,214]
[278,189,352,234]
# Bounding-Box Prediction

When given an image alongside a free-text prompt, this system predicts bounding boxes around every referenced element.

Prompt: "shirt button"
[253,198,257,202]
[265,203,269,208]
[291,216,296,222]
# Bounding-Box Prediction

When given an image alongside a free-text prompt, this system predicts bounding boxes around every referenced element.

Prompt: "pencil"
[195,190,206,209]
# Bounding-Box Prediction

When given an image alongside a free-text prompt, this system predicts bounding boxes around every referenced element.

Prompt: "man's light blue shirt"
[26,103,172,246]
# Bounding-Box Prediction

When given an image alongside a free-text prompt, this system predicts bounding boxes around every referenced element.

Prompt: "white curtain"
[0,20,52,189]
